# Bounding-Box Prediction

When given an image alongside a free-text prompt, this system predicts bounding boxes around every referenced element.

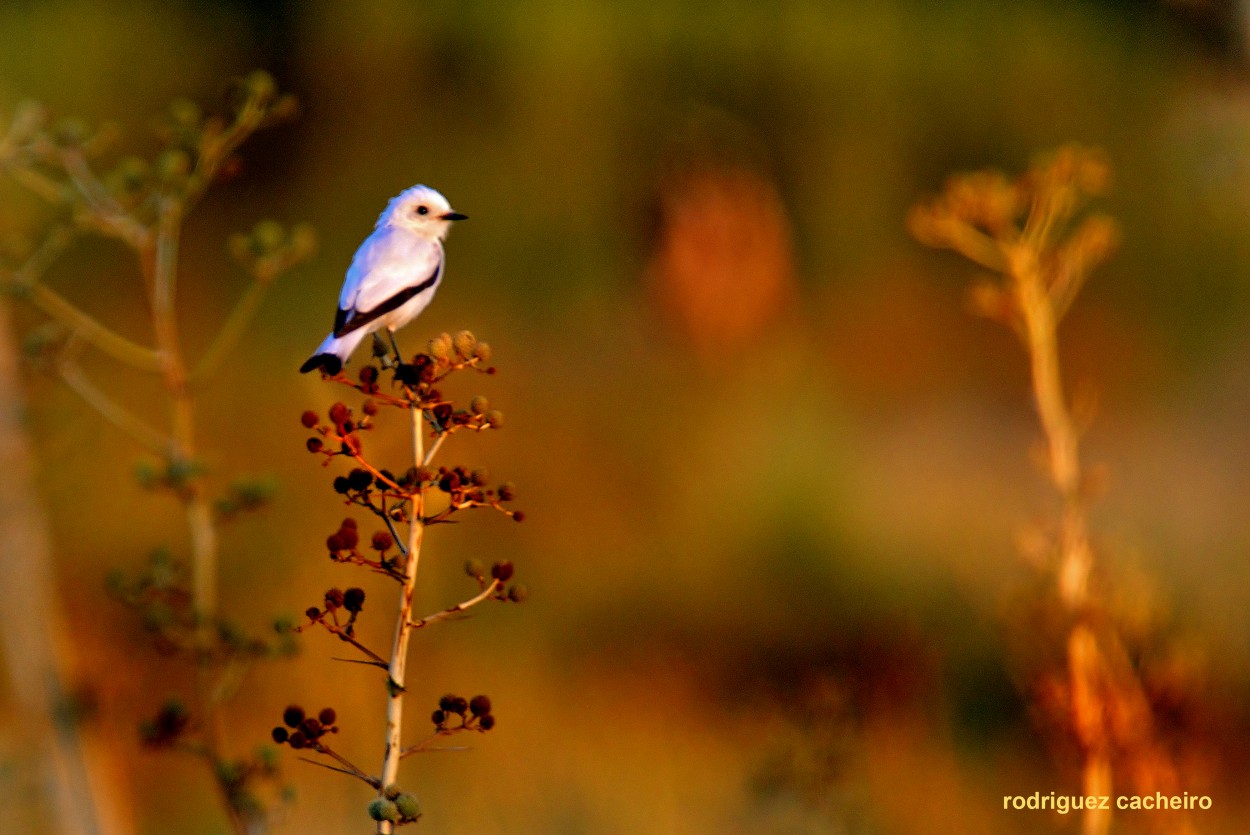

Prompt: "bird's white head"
[376,184,467,238]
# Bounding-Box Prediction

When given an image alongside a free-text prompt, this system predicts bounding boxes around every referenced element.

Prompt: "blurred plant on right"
[909,146,1199,835]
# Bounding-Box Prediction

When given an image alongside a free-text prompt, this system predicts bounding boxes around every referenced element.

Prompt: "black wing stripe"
[333,264,441,338]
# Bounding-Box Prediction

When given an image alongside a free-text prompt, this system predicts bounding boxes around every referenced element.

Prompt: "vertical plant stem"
[146,197,239,832]
[1008,245,1106,835]
[1009,247,1092,608]
[0,300,132,835]
[377,400,426,833]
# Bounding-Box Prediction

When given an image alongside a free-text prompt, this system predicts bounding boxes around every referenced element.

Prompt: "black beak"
[442,211,468,221]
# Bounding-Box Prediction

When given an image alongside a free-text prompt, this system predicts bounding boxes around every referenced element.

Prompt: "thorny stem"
[376,399,426,833]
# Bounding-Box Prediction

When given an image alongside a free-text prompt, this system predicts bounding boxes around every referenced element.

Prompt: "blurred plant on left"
[0,71,315,834]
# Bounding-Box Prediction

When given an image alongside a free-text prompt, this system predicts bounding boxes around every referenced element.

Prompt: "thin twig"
[409,580,501,629]
[58,360,168,453]
[192,278,272,381]
[298,756,380,788]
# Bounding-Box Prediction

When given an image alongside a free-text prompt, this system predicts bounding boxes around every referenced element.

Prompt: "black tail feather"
[299,353,342,375]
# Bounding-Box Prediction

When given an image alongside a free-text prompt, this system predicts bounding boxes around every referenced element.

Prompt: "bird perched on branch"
[300,184,467,375]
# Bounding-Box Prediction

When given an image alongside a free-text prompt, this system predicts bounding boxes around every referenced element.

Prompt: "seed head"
[453,330,477,357]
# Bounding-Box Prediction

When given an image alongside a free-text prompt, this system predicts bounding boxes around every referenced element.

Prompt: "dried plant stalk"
[909,146,1193,835]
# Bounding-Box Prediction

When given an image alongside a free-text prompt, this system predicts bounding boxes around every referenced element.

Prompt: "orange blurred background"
[3,1,1250,833]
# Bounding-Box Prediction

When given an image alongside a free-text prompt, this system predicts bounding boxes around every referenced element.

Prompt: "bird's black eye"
[415,205,429,216]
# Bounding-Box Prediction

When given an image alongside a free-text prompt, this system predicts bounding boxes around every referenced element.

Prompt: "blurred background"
[3,0,1250,832]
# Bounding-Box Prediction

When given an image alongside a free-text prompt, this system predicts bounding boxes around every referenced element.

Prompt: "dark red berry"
[301,410,319,428]
[306,437,323,453]
[283,705,305,728]
[343,587,365,613]
[479,714,496,731]
[272,726,289,744]
[491,561,514,582]
[469,695,492,717]
[324,588,345,609]
[319,707,337,726]
[371,531,393,551]
[328,402,350,425]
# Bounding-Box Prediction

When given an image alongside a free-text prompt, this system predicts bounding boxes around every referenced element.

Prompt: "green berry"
[367,798,399,822]
[395,792,422,820]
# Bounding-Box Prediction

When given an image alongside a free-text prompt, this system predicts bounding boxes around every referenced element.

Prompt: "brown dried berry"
[343,587,365,613]
[371,531,393,551]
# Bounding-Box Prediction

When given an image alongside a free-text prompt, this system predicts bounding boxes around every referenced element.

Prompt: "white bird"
[300,184,467,375]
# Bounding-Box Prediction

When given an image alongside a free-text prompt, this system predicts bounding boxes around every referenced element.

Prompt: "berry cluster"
[368,785,422,825]
[323,516,404,579]
[465,558,530,604]
[271,705,339,751]
[431,693,495,733]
